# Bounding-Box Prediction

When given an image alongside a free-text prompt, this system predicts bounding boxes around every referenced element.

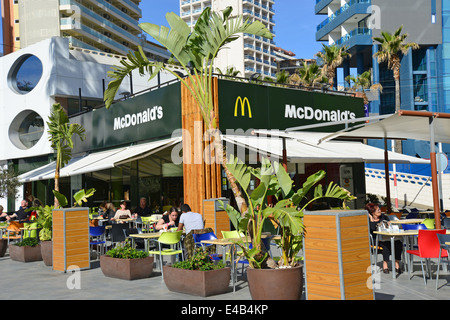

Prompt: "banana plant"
[47,103,86,207]
[104,7,272,216]
[220,155,356,268]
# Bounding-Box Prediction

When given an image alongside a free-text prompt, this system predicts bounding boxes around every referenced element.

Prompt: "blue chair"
[402,224,427,231]
[192,232,222,261]
[89,226,106,259]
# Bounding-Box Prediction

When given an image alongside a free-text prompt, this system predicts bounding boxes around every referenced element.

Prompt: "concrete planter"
[0,239,7,257]
[247,265,304,300]
[163,266,231,297]
[41,241,52,266]
[100,255,154,280]
[9,244,42,262]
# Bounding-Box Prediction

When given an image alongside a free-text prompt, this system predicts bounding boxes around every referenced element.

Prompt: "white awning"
[222,135,429,164]
[18,137,182,182]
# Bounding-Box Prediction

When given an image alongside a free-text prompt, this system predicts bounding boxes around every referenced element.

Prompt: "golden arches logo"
[234,96,252,118]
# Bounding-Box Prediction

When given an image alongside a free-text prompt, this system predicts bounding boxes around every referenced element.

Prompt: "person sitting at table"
[177,204,204,235]
[98,201,108,217]
[366,202,403,275]
[4,200,30,222]
[112,201,132,222]
[155,207,180,231]
[0,205,7,222]
[133,197,152,217]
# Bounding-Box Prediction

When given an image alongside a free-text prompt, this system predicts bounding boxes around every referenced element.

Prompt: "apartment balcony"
[334,27,372,49]
[316,0,371,41]
[315,0,336,15]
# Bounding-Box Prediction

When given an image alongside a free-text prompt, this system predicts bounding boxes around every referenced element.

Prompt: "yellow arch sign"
[234,96,252,118]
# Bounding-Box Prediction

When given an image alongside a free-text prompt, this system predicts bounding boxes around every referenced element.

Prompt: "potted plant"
[9,238,42,262]
[100,240,154,280]
[35,205,54,266]
[220,155,355,300]
[163,247,230,297]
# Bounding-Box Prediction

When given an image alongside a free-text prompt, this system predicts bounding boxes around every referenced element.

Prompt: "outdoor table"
[201,238,239,292]
[390,219,425,225]
[129,232,162,252]
[374,229,450,279]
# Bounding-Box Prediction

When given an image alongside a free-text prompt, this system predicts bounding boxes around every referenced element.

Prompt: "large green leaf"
[226,154,251,193]
[52,190,68,208]
[292,170,326,205]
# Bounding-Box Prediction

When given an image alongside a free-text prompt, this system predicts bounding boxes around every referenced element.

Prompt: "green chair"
[148,231,184,278]
[23,222,38,239]
[423,218,435,230]
[221,230,246,263]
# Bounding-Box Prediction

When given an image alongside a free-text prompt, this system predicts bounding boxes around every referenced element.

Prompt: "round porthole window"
[9,110,45,150]
[8,54,43,94]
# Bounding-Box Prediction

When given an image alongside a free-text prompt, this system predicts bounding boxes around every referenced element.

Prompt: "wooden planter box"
[100,255,154,280]
[247,265,304,300]
[303,210,374,300]
[9,244,42,262]
[0,239,7,257]
[41,241,53,266]
[163,266,231,297]
[53,207,89,272]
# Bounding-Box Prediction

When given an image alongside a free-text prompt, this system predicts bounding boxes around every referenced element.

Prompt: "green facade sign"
[218,79,365,132]
[91,82,182,150]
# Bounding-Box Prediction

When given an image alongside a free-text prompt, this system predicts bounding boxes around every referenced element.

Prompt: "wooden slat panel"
[304,238,337,251]
[340,227,369,240]
[343,260,373,274]
[341,248,371,263]
[344,283,373,299]
[343,271,372,287]
[304,248,339,263]
[306,261,339,274]
[305,227,337,240]
[304,215,336,228]
[306,272,341,287]
[307,283,341,300]
[341,237,370,251]
[340,215,368,228]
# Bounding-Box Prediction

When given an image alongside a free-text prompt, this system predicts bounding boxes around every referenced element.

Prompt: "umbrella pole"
[429,116,442,229]
[384,138,392,215]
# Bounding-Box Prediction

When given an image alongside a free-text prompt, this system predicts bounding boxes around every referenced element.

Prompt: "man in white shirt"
[177,204,204,234]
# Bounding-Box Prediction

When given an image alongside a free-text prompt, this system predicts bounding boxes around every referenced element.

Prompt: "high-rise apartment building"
[315,0,449,158]
[1,0,170,61]
[180,0,277,79]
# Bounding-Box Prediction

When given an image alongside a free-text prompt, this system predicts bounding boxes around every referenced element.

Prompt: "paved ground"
[1,253,450,301]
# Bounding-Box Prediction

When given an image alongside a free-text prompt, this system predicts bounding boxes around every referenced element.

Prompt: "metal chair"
[406,229,448,286]
[110,223,128,246]
[89,226,106,259]
[442,217,450,230]
[148,231,184,278]
[435,233,450,290]
[192,232,221,260]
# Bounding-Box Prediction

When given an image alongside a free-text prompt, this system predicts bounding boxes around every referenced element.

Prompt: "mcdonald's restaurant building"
[19,77,368,218]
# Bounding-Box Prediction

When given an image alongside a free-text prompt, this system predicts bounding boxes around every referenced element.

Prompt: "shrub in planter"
[163,248,231,297]
[9,238,42,262]
[100,240,154,280]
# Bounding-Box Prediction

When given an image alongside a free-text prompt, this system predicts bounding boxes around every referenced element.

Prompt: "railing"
[335,27,371,46]
[316,0,370,32]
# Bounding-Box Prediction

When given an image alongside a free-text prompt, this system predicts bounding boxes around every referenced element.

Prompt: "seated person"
[155,207,180,230]
[98,201,108,217]
[112,201,132,222]
[0,205,7,222]
[177,204,204,235]
[5,200,30,222]
[133,197,152,217]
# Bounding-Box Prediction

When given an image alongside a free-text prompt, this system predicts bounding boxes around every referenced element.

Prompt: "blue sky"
[1,1,324,59]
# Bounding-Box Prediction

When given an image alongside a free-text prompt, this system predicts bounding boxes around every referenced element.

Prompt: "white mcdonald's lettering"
[284,104,356,122]
[113,106,163,130]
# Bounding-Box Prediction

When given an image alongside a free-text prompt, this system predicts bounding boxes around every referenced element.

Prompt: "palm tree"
[345,70,383,106]
[47,103,86,207]
[216,66,241,78]
[104,7,272,215]
[315,43,351,89]
[373,25,419,152]
[290,61,327,89]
